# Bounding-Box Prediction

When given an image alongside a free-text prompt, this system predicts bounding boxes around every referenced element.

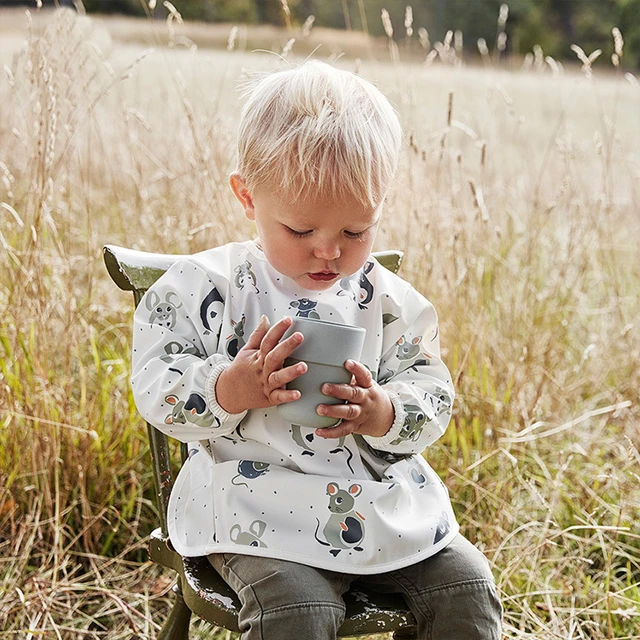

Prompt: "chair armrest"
[371,249,404,274]
[103,244,189,292]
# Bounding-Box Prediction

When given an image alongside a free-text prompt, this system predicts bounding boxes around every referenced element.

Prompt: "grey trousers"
[207,534,503,640]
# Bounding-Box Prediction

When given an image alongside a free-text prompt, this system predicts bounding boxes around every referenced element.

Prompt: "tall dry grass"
[0,7,639,639]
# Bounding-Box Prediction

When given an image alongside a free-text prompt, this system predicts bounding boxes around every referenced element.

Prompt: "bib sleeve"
[131,258,247,443]
[364,286,454,455]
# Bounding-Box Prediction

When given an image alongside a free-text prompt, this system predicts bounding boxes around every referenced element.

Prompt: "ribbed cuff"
[363,390,406,449]
[205,361,248,423]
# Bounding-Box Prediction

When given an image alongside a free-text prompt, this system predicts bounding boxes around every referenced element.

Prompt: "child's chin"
[302,275,339,290]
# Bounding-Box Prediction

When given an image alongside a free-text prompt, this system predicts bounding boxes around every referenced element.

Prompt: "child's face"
[231,175,382,291]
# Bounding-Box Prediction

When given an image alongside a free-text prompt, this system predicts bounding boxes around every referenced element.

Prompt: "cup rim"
[290,317,364,331]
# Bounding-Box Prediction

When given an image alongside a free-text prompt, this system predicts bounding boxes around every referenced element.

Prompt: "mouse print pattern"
[225,315,246,359]
[164,393,219,429]
[199,286,224,337]
[431,511,451,545]
[314,482,366,557]
[145,289,182,329]
[230,520,267,547]
[395,335,434,374]
[234,260,260,294]
[389,404,431,446]
[132,242,459,568]
[289,425,356,474]
[289,298,321,318]
[338,261,375,310]
[231,460,271,488]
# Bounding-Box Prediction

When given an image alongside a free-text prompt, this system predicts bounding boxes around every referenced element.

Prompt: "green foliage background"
[90,0,640,64]
[2,0,640,64]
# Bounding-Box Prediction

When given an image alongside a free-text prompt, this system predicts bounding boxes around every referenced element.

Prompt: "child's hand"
[215,316,307,414]
[315,360,395,440]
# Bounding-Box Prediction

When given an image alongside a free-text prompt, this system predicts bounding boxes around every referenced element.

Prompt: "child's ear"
[229,173,256,221]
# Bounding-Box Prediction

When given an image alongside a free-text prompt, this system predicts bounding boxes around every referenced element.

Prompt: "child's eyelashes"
[284,226,366,240]
[285,227,312,238]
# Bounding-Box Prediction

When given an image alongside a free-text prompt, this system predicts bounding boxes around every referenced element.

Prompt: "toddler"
[132,60,502,639]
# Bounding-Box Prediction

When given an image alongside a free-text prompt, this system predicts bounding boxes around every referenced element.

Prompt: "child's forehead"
[256,185,381,224]
[285,206,380,227]
[259,180,380,207]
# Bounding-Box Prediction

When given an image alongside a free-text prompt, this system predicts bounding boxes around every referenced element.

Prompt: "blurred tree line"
[3,0,639,65]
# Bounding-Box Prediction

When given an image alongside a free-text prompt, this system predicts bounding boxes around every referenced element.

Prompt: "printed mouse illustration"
[290,425,355,473]
[230,520,267,547]
[222,421,248,444]
[289,298,320,318]
[314,483,366,557]
[234,261,260,293]
[337,275,359,301]
[145,290,182,329]
[231,461,270,487]
[291,424,316,456]
[396,336,433,374]
[432,511,451,544]
[425,390,452,419]
[160,341,203,363]
[407,459,433,489]
[338,261,374,310]
[390,404,430,445]
[200,287,224,335]
[356,261,375,310]
[226,315,246,358]
[164,393,218,428]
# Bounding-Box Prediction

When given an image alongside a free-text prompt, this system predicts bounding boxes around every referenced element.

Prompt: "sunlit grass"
[1,7,639,639]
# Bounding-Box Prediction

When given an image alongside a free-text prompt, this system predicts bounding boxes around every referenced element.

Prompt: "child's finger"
[315,420,354,440]
[259,316,294,356]
[263,331,304,372]
[345,359,373,388]
[269,388,301,405]
[268,360,307,389]
[321,383,366,403]
[316,402,362,422]
[244,315,270,350]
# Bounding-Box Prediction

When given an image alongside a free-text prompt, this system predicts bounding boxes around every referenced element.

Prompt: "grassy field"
[0,7,639,639]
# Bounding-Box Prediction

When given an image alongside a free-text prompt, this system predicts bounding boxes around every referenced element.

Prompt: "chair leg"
[393,627,418,640]
[158,578,191,640]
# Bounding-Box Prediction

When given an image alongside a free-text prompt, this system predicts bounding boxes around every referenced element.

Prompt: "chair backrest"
[103,244,404,536]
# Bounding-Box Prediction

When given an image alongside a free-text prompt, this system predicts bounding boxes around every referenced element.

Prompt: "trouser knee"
[251,601,345,640]
[208,553,348,640]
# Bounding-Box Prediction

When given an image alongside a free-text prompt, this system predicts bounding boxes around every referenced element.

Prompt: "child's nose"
[313,239,341,261]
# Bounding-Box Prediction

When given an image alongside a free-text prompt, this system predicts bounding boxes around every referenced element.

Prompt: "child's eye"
[344,230,365,239]
[285,226,311,238]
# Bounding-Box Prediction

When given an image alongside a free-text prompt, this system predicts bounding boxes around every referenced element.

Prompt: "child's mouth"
[308,272,338,282]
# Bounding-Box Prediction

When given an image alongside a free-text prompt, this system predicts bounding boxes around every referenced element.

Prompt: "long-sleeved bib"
[131,240,457,573]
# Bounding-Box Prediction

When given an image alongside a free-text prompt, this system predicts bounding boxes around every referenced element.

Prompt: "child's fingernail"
[345,359,354,367]
[317,405,326,415]
[322,384,331,394]
[297,363,306,373]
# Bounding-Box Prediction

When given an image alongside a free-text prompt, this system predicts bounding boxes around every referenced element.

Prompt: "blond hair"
[235,60,402,208]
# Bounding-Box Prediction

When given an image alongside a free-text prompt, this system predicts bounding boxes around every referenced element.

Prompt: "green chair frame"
[103,244,418,640]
